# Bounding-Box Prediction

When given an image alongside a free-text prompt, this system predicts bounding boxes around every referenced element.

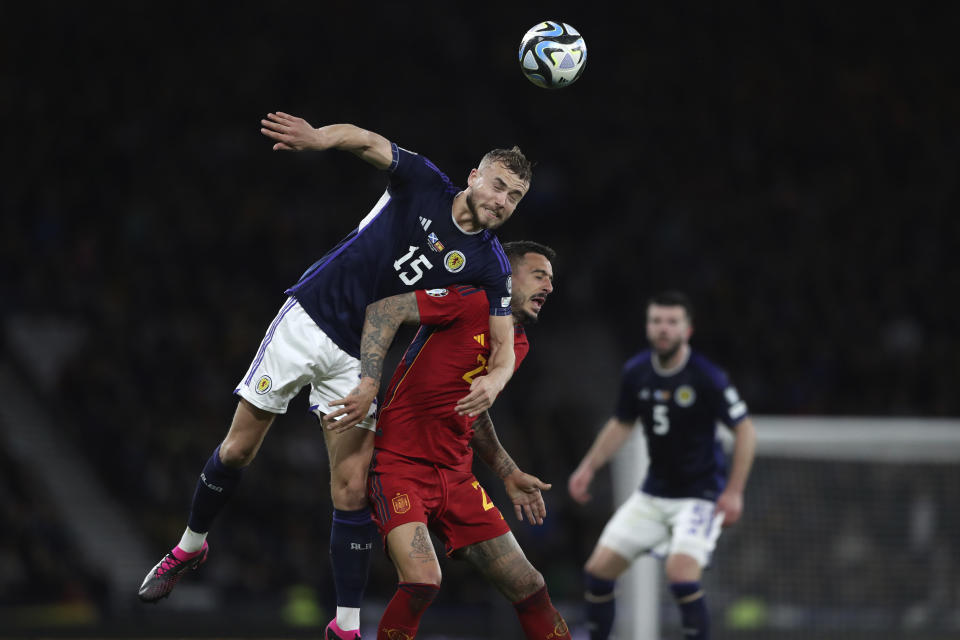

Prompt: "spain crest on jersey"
[391,493,411,514]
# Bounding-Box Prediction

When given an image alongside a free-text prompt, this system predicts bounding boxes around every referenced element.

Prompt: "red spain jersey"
[373,284,528,472]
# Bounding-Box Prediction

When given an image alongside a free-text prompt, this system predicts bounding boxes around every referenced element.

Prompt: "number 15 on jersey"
[394,245,434,285]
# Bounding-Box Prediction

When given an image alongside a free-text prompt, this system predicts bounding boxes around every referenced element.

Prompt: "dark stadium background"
[1,2,957,639]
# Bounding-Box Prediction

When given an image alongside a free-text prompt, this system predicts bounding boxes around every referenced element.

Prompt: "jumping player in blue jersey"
[138,112,532,640]
[568,291,756,640]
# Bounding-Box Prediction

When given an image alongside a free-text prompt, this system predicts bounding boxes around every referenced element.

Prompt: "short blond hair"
[480,146,532,183]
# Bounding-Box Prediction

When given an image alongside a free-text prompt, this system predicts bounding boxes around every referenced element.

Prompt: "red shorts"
[368,450,510,555]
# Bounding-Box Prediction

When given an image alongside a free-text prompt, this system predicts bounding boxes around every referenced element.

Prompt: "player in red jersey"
[327,241,569,639]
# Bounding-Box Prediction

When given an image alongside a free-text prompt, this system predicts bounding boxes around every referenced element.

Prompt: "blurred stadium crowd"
[1,2,956,637]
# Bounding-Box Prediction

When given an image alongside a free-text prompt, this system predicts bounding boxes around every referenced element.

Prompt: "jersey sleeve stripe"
[489,237,511,274]
[285,190,392,295]
[453,284,482,296]
[421,157,458,194]
[729,401,748,420]
[389,142,400,172]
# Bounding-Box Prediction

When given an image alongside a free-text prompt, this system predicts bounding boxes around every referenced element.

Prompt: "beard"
[654,339,682,363]
[512,296,539,325]
[516,309,538,325]
[465,191,503,229]
[464,191,484,228]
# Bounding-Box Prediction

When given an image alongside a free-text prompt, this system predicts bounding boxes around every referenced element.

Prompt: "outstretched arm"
[716,417,756,526]
[567,416,635,504]
[323,292,420,432]
[470,411,552,525]
[260,112,393,169]
[455,314,515,417]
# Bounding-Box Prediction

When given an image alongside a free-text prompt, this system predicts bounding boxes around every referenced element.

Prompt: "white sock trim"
[336,606,361,631]
[178,527,208,553]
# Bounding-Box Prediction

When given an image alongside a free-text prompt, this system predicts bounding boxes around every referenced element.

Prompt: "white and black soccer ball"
[518,21,587,89]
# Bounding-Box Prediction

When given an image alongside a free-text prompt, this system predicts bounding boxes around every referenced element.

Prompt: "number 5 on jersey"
[394,245,434,285]
[653,404,670,435]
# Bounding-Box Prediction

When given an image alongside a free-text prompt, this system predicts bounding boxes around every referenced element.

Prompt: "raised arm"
[470,411,552,525]
[322,292,420,432]
[455,313,515,417]
[260,112,394,169]
[715,417,756,526]
[567,416,636,504]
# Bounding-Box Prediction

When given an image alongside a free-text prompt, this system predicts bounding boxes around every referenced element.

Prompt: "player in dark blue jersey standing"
[138,112,532,640]
[568,291,756,640]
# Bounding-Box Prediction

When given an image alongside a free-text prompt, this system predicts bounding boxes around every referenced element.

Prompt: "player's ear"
[466,167,479,186]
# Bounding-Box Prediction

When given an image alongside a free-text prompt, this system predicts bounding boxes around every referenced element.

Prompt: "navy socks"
[329,507,376,607]
[187,445,243,533]
[584,572,616,640]
[670,581,710,639]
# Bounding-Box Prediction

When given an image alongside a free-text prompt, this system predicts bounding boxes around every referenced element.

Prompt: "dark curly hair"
[646,290,694,323]
[502,240,556,265]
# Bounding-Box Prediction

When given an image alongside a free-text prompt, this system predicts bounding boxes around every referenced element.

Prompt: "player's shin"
[670,581,710,639]
[377,582,440,640]
[584,572,616,640]
[330,507,377,629]
[187,445,244,538]
[513,586,571,640]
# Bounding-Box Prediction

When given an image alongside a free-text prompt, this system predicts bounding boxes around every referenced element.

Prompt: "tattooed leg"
[380,521,442,638]
[386,521,443,586]
[455,533,571,639]
[453,532,544,601]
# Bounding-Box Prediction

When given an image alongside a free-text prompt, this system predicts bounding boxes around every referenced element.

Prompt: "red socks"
[378,582,570,639]
[377,582,440,640]
[513,586,572,639]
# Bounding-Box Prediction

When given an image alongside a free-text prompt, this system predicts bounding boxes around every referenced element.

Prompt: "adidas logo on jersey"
[473,334,485,346]
[419,216,432,231]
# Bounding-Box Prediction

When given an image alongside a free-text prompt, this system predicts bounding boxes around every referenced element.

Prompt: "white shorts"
[235,298,377,431]
[597,491,724,568]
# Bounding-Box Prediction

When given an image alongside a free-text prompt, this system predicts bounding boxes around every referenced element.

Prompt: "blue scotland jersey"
[615,349,749,501]
[287,144,513,358]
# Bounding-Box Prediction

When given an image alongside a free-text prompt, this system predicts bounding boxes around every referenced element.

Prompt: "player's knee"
[583,555,604,577]
[583,544,631,581]
[665,552,703,583]
[584,556,617,581]
[497,564,545,603]
[218,438,257,468]
[409,565,443,587]
[583,557,596,574]
[330,477,369,510]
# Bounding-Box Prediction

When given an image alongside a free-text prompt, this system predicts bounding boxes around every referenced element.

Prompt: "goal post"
[612,416,960,640]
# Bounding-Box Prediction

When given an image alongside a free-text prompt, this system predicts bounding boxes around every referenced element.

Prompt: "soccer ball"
[518,21,587,89]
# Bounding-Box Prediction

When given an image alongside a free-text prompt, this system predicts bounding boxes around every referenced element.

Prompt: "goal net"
[612,416,960,640]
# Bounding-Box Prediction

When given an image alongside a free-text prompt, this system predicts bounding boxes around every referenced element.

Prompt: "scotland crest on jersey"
[675,385,696,407]
[444,250,466,273]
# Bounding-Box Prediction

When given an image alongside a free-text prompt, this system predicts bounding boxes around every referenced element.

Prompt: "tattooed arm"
[322,292,421,432]
[359,292,421,387]
[470,411,518,479]
[470,411,553,525]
